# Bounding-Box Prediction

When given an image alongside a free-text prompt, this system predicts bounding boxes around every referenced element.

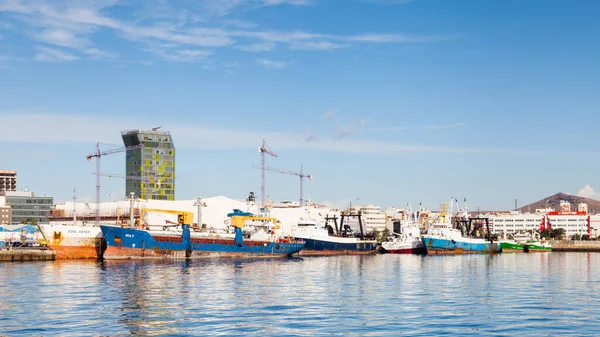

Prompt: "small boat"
[100,210,305,259]
[381,228,426,254]
[524,238,552,252]
[381,206,426,254]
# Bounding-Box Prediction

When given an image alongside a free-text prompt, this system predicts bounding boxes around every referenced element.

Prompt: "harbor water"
[1,253,600,336]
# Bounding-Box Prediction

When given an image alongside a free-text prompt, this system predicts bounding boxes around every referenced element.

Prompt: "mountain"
[517,192,600,214]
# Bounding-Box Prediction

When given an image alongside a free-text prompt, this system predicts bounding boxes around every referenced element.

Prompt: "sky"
[1,0,600,211]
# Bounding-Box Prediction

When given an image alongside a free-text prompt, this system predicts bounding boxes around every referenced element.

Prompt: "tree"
[378,228,390,242]
[31,218,38,226]
[552,228,566,240]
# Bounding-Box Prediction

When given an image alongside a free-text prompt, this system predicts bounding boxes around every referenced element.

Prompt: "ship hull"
[100,225,304,260]
[525,243,552,252]
[296,238,377,256]
[381,239,427,254]
[39,224,105,259]
[500,241,524,253]
[423,236,499,254]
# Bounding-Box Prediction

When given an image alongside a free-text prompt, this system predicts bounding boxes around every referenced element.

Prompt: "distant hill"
[517,192,600,214]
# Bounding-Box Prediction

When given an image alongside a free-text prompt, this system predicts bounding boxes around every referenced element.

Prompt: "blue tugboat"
[100,211,304,259]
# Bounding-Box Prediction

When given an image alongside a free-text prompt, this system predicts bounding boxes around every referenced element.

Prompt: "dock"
[0,248,56,262]
[550,240,600,252]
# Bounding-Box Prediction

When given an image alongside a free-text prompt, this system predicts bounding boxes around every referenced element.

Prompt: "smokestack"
[515,198,518,211]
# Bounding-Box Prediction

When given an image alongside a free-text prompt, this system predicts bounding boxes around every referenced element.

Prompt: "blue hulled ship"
[100,211,304,259]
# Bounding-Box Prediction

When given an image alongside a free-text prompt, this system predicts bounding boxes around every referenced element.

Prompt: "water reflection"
[1,254,600,336]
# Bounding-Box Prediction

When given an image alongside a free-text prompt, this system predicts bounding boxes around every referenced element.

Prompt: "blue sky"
[1,0,600,210]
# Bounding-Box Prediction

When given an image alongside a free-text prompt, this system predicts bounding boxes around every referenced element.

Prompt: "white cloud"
[0,0,455,64]
[83,48,116,59]
[0,111,551,157]
[322,109,336,120]
[34,28,88,48]
[34,46,79,62]
[289,41,349,50]
[255,58,291,69]
[577,185,600,200]
[236,42,276,52]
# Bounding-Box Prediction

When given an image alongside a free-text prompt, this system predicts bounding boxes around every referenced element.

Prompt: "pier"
[549,240,600,252]
[0,248,55,262]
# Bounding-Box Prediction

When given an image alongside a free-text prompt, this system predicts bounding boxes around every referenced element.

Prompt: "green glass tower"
[121,128,175,200]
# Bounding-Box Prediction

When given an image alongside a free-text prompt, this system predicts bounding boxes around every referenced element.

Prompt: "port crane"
[86,142,144,225]
[252,164,313,206]
[258,139,277,210]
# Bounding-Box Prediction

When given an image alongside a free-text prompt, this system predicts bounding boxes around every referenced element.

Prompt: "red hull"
[50,245,100,259]
[103,246,300,260]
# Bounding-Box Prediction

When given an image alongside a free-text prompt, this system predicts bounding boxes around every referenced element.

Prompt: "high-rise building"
[0,170,17,192]
[121,128,175,200]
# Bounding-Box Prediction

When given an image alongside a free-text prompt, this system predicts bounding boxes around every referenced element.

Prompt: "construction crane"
[258,139,277,210]
[94,172,150,183]
[252,164,313,206]
[86,142,144,225]
[93,172,150,200]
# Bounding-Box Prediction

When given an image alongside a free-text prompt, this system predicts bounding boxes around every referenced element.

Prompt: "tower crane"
[86,142,144,225]
[252,164,313,206]
[258,139,277,210]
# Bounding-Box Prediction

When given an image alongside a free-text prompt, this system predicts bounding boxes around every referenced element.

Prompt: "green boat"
[500,240,525,253]
[524,240,552,252]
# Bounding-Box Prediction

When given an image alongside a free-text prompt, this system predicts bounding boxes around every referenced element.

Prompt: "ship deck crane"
[252,165,313,206]
[258,139,277,210]
[86,142,144,225]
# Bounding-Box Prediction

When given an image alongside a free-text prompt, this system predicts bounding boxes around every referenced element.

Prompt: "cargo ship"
[38,224,104,259]
[100,210,304,259]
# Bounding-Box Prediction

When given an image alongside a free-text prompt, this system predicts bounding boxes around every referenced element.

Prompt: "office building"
[1,191,53,224]
[0,170,17,192]
[121,128,175,200]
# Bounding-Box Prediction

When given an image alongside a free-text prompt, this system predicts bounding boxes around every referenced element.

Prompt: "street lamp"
[194,197,206,229]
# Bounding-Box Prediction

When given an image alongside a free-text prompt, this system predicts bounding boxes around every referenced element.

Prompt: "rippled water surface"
[2,253,600,336]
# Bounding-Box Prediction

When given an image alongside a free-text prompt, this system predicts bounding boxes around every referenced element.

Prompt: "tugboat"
[381,206,426,254]
[100,211,305,259]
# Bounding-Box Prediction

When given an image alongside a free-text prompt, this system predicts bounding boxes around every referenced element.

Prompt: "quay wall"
[0,249,55,262]
[549,240,600,252]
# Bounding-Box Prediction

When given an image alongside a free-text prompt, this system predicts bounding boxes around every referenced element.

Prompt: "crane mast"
[86,142,144,226]
[258,139,277,210]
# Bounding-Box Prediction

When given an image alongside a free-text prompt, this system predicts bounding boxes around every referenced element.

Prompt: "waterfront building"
[0,170,17,192]
[0,196,12,225]
[489,201,600,238]
[122,128,175,201]
[1,191,53,224]
[350,204,386,233]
